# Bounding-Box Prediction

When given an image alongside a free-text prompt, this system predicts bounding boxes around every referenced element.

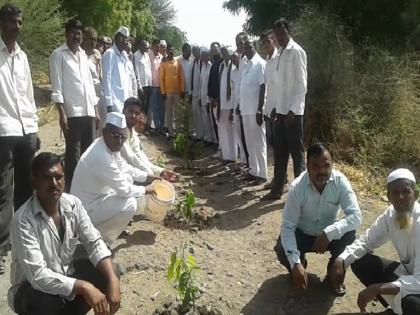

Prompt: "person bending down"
[330,168,420,315]
[8,152,120,315]
[71,112,157,244]
[274,143,362,295]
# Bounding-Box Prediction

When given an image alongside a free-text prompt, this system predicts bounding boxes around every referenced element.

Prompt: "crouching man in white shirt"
[9,152,120,315]
[330,168,420,315]
[121,97,177,182]
[71,112,157,244]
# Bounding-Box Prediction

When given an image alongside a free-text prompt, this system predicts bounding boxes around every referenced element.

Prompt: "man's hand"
[285,110,295,127]
[58,112,69,135]
[256,111,263,126]
[76,280,109,315]
[270,108,276,120]
[291,263,308,289]
[145,184,156,195]
[105,276,120,314]
[312,232,330,254]
[229,109,234,122]
[329,258,345,290]
[357,284,380,312]
[160,170,178,182]
[147,174,162,182]
[211,99,218,108]
[162,94,167,101]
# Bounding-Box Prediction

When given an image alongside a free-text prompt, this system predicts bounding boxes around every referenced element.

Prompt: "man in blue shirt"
[275,143,362,294]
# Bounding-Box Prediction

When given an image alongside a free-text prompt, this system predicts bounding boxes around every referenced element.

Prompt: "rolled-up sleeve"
[49,50,64,104]
[74,198,111,266]
[10,215,76,298]
[324,176,362,241]
[281,186,303,268]
[288,49,307,114]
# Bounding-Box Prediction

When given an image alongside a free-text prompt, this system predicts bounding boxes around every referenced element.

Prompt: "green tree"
[0,0,66,79]
[157,25,187,53]
[150,0,176,29]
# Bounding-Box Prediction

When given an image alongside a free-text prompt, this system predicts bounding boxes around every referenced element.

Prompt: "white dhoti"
[218,110,236,161]
[233,114,247,164]
[192,96,203,139]
[87,195,141,244]
[242,115,268,179]
[200,101,216,143]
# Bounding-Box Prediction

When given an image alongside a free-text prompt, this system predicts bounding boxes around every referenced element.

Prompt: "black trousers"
[64,117,95,192]
[351,254,420,315]
[14,259,109,315]
[265,116,275,147]
[239,115,249,165]
[274,228,356,273]
[271,115,305,195]
[141,86,151,117]
[0,133,37,256]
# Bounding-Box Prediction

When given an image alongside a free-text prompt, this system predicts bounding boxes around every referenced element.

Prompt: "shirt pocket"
[61,236,79,263]
[321,199,340,224]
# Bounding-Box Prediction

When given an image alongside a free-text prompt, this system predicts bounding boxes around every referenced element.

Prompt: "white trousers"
[87,195,141,244]
[192,96,203,139]
[242,115,268,179]
[200,100,216,143]
[218,110,236,161]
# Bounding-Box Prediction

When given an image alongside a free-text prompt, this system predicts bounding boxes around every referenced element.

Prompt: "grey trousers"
[64,116,95,192]
[271,115,305,195]
[0,133,38,256]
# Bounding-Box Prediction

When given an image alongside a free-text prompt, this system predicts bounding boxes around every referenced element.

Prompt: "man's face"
[83,32,97,51]
[0,13,23,40]
[201,52,210,63]
[103,126,128,152]
[167,47,174,59]
[244,41,255,60]
[262,35,275,55]
[231,53,240,67]
[65,28,83,48]
[124,105,141,129]
[182,46,191,60]
[115,33,128,52]
[236,35,245,54]
[274,25,289,47]
[139,41,149,53]
[32,163,65,205]
[192,47,200,59]
[135,113,148,133]
[221,48,230,63]
[159,44,167,56]
[211,44,221,58]
[307,150,333,188]
[388,179,418,215]
[152,43,159,54]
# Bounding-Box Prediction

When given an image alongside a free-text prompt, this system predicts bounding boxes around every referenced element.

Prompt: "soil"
[0,117,398,315]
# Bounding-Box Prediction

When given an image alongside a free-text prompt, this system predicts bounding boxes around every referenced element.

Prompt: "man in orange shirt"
[160,44,184,136]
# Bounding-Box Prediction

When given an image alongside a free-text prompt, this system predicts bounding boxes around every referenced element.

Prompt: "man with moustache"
[0,4,39,275]
[50,19,100,192]
[330,168,420,314]
[275,143,361,295]
[133,39,152,117]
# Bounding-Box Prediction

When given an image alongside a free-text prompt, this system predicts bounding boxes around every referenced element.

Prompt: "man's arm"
[101,51,114,112]
[288,49,307,114]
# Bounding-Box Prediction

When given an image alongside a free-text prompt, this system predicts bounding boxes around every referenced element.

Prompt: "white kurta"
[71,137,148,243]
[199,62,215,143]
[191,59,203,139]
[230,66,246,163]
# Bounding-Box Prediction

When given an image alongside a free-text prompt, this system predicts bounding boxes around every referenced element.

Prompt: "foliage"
[223,0,420,50]
[167,243,200,312]
[0,0,67,80]
[175,190,196,223]
[150,0,176,29]
[173,99,195,168]
[157,25,187,53]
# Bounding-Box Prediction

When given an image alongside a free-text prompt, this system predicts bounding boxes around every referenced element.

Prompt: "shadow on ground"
[113,230,156,253]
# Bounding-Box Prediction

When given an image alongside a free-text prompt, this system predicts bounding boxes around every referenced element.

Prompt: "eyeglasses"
[111,132,127,141]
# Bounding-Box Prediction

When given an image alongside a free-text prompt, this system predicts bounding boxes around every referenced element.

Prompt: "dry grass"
[37,103,57,127]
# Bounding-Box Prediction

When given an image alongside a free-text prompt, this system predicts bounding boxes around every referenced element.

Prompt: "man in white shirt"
[9,152,120,315]
[276,143,361,295]
[102,26,134,113]
[133,39,152,118]
[50,19,100,192]
[190,46,203,139]
[71,112,156,244]
[0,4,39,274]
[159,39,167,60]
[179,43,192,100]
[149,39,164,132]
[121,97,178,182]
[265,18,307,200]
[199,49,215,143]
[330,169,420,315]
[218,47,236,162]
[239,39,268,184]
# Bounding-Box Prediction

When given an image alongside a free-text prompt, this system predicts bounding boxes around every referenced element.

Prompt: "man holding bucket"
[71,112,157,243]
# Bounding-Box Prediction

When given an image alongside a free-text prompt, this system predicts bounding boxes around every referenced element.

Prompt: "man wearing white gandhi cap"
[330,168,420,314]
[71,112,157,243]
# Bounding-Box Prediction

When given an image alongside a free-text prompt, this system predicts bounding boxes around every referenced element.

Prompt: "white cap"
[159,40,167,46]
[115,26,129,37]
[387,168,416,184]
[106,112,127,129]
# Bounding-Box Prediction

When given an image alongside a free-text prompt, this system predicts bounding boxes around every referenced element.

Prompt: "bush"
[292,6,420,176]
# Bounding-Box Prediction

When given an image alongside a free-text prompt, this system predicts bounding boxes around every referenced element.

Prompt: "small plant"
[172,99,195,168]
[167,243,200,312]
[175,190,196,223]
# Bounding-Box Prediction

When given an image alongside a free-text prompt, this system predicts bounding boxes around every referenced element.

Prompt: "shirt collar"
[283,37,296,51]
[305,170,335,187]
[0,37,21,55]
[32,193,74,219]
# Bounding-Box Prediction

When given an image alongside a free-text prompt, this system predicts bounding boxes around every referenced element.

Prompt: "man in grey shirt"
[9,152,120,315]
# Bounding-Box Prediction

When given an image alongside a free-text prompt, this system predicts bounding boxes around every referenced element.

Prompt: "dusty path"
[0,119,397,315]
